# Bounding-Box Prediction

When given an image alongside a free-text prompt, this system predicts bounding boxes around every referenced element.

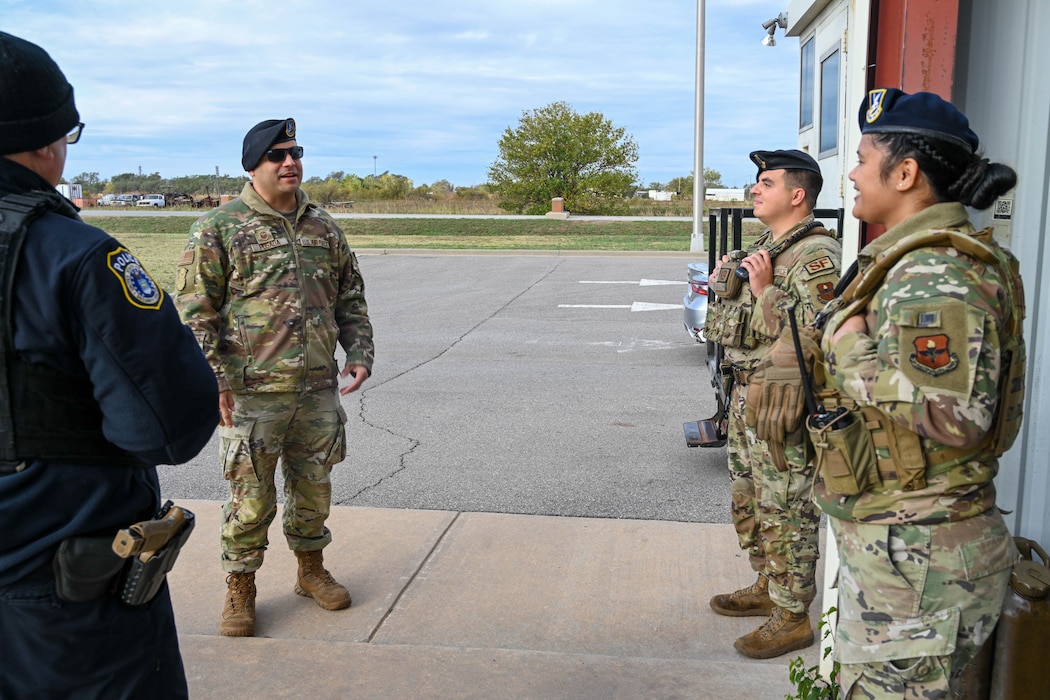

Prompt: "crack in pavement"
[335,260,565,504]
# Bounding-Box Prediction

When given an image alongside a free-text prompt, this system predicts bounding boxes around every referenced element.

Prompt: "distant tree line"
[301,172,494,204]
[63,166,722,211]
[64,170,250,198]
[62,169,495,203]
[63,101,726,215]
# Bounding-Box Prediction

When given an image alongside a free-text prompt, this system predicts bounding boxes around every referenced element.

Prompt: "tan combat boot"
[220,572,256,637]
[294,550,351,611]
[733,605,814,659]
[709,573,776,617]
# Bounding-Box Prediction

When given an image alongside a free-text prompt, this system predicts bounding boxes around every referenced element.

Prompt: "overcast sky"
[5,0,800,189]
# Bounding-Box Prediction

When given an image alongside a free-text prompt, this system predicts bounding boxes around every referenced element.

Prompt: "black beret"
[0,31,80,156]
[859,88,978,153]
[749,149,821,179]
[241,117,296,171]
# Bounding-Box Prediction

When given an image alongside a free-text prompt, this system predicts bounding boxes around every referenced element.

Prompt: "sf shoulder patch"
[801,256,835,277]
[107,247,164,310]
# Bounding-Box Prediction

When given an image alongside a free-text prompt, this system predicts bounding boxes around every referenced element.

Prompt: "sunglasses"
[67,122,85,144]
[265,146,304,163]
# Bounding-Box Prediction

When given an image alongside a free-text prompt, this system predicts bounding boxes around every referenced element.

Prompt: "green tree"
[429,179,455,196]
[488,101,639,215]
[704,167,724,190]
[666,168,724,198]
[302,175,343,204]
[668,175,692,196]
[69,171,101,188]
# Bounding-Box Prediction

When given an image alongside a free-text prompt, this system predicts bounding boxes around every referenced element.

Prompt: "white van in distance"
[137,194,166,208]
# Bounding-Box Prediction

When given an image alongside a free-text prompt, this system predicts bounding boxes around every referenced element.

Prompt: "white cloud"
[6,0,804,188]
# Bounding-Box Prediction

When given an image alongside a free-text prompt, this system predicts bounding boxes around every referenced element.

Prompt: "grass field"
[90,215,764,292]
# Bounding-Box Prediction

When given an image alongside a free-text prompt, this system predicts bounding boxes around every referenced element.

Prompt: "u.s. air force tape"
[107,247,164,310]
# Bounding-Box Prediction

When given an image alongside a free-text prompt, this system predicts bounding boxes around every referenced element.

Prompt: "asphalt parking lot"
[159,252,732,524]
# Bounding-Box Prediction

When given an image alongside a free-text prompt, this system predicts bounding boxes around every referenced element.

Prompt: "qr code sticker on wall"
[993,198,1013,220]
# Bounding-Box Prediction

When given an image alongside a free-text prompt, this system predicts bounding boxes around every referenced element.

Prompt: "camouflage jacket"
[816,202,1013,524]
[715,215,842,367]
[175,183,374,394]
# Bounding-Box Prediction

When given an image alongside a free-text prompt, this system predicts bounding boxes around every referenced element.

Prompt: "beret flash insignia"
[866,88,888,124]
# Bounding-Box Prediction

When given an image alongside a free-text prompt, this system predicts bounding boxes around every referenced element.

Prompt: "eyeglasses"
[66,122,85,145]
[264,146,304,163]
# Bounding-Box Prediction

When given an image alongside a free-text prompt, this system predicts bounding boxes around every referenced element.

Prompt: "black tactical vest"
[0,191,144,472]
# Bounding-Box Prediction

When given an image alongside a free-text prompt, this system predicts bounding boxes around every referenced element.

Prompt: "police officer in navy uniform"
[0,32,219,698]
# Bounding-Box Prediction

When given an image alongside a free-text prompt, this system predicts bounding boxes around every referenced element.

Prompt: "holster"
[115,507,195,606]
[52,536,126,603]
[51,504,196,606]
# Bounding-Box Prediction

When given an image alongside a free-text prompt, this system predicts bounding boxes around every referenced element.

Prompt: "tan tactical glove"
[745,323,825,443]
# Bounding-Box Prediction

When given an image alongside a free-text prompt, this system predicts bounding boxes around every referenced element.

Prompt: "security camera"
[760,12,788,47]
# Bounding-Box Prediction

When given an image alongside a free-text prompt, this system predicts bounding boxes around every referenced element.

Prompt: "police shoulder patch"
[107,247,164,310]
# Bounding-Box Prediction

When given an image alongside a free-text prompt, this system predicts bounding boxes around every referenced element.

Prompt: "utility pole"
[215,166,221,199]
[690,0,706,253]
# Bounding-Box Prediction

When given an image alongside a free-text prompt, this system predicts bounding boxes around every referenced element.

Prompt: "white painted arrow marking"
[579,279,683,286]
[630,302,681,312]
[557,302,680,312]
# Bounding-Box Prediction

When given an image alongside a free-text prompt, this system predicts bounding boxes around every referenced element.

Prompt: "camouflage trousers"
[219,389,347,573]
[830,511,1017,699]
[727,381,820,612]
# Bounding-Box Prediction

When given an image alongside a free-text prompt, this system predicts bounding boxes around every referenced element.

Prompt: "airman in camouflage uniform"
[704,150,841,659]
[175,118,374,637]
[816,89,1025,698]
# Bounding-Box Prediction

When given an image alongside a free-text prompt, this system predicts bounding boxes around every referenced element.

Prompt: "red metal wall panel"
[863,0,960,242]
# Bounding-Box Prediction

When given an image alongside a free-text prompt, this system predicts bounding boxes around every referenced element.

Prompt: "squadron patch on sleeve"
[910,334,959,376]
[896,299,973,395]
[816,282,836,302]
[107,247,164,310]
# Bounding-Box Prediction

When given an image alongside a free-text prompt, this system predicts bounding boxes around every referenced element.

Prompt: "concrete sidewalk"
[171,500,825,699]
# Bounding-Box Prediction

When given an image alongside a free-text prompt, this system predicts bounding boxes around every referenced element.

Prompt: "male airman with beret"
[704,149,841,658]
[176,118,374,637]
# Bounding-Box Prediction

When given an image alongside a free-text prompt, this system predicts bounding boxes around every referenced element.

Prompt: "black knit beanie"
[0,31,80,156]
